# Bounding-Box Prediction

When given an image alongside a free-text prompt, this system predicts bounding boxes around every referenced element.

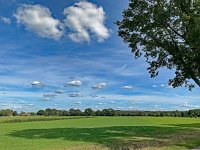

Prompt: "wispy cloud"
[119,64,127,71]
[68,93,82,97]
[0,16,11,24]
[54,89,65,94]
[74,101,82,105]
[43,93,57,101]
[160,84,165,87]
[152,85,157,88]
[43,93,57,97]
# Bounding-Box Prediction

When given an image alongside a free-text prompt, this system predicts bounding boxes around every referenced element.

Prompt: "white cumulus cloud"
[65,80,82,86]
[92,82,107,89]
[31,80,44,87]
[121,85,134,90]
[31,81,40,85]
[14,4,63,40]
[63,1,110,42]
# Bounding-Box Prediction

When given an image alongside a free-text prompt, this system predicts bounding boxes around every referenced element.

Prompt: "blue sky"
[0,0,199,112]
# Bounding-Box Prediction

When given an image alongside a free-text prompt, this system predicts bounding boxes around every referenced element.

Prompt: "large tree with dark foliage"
[116,0,200,90]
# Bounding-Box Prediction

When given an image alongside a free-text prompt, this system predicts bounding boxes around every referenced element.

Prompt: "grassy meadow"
[0,116,200,150]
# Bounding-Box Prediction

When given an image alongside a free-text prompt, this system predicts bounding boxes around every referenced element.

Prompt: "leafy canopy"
[116,0,200,90]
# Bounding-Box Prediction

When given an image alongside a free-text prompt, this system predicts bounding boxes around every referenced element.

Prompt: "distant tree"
[44,108,52,116]
[101,109,109,116]
[100,109,115,116]
[1,108,200,118]
[107,108,116,116]
[117,0,200,90]
[57,110,64,116]
[84,108,94,116]
[1,109,14,116]
[13,111,18,116]
[138,111,146,116]
[69,109,76,116]
[37,110,45,116]
[62,110,69,116]
[51,109,59,116]
[188,109,200,117]
[95,110,101,116]
[181,111,188,117]
[75,109,83,116]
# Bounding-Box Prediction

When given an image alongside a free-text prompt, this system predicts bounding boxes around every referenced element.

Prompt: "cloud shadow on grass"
[7,124,200,149]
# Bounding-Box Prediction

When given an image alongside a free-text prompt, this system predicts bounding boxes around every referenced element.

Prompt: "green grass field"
[0,116,200,150]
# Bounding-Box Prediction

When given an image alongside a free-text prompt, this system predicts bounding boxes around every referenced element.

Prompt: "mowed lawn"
[0,116,200,150]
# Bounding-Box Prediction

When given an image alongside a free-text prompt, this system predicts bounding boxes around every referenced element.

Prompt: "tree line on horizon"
[0,108,200,118]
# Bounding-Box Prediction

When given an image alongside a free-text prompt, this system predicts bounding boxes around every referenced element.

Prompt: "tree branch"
[166,23,185,39]
[165,26,200,87]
